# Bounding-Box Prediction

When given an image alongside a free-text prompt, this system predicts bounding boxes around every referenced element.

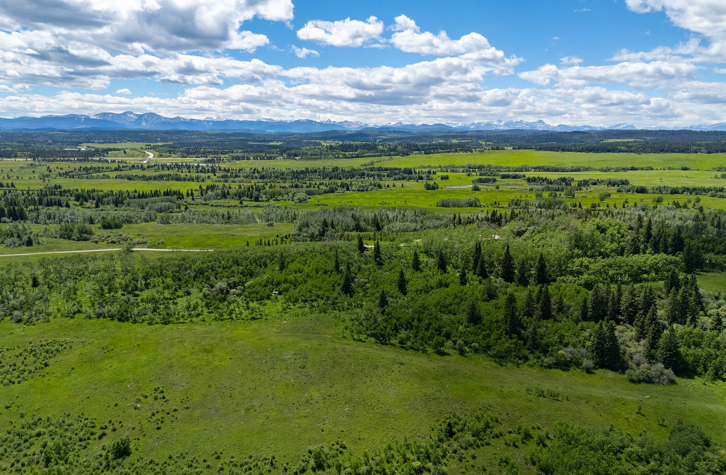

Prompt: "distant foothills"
[2,111,726,133]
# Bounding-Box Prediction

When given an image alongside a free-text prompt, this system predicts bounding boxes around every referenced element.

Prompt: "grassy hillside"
[2,316,726,471]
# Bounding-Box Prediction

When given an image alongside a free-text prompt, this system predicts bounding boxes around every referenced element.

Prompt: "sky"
[2,0,726,127]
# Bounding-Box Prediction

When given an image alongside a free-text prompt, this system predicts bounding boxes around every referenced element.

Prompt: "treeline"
[4,203,726,382]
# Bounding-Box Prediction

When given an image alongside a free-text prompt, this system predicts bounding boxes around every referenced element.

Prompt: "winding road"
[142,151,154,163]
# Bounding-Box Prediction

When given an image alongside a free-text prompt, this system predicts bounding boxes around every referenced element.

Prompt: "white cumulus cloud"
[297,17,384,48]
[115,88,131,95]
[291,45,319,59]
[560,56,583,65]
[391,15,493,56]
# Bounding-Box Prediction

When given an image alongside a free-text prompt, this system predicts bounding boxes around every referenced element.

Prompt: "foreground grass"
[2,316,725,466]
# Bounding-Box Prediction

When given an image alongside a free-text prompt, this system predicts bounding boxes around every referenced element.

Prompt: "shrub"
[436,198,480,208]
[110,436,132,459]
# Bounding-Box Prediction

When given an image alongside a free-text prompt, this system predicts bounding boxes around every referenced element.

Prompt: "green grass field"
[3,315,725,467]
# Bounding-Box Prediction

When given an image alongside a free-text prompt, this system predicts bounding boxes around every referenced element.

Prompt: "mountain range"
[1,111,726,133]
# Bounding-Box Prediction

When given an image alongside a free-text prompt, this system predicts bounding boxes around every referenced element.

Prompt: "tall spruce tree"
[341,269,353,297]
[500,245,515,283]
[645,305,664,355]
[503,292,519,336]
[515,259,530,287]
[477,257,488,279]
[334,249,340,274]
[638,286,656,323]
[620,284,638,325]
[378,290,388,310]
[553,293,565,316]
[534,254,549,286]
[580,295,589,322]
[373,241,383,267]
[397,269,407,296]
[522,289,535,318]
[412,251,421,272]
[466,299,482,325]
[712,315,723,333]
[357,235,365,255]
[589,285,605,322]
[437,250,448,273]
[663,269,680,297]
[643,218,653,245]
[459,265,468,286]
[590,321,620,370]
[525,321,539,352]
[482,278,498,302]
[657,327,682,373]
[472,242,482,272]
[607,288,619,322]
[665,288,685,325]
[538,286,552,320]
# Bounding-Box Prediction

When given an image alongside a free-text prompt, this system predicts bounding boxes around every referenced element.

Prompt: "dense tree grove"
[3,202,726,385]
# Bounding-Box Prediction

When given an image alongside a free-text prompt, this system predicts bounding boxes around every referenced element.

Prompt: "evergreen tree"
[412,251,421,272]
[589,285,604,322]
[615,284,623,319]
[620,284,638,325]
[590,321,620,370]
[466,299,482,325]
[503,292,519,336]
[670,227,685,254]
[538,286,552,320]
[643,218,653,245]
[374,241,383,267]
[397,269,407,296]
[334,249,340,273]
[607,287,619,322]
[657,327,682,373]
[476,256,488,279]
[553,293,565,316]
[278,253,286,271]
[712,315,723,333]
[644,305,663,354]
[683,242,697,274]
[688,274,704,316]
[626,234,641,255]
[357,235,365,255]
[515,259,530,287]
[472,242,482,271]
[482,278,498,302]
[579,295,589,322]
[500,245,515,283]
[341,270,353,297]
[522,289,535,318]
[525,321,539,352]
[534,253,549,286]
[638,286,656,323]
[665,288,685,325]
[437,250,448,273]
[378,290,388,310]
[663,269,680,297]
[459,265,468,286]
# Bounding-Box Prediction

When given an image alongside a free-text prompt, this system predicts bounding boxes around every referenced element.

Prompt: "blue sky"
[1,0,726,126]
